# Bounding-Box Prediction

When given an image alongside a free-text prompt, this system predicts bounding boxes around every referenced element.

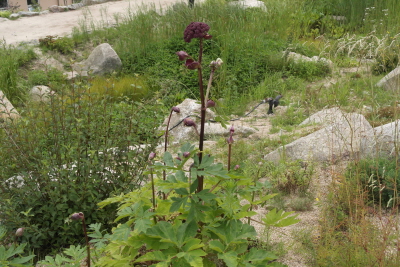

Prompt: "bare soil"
[1,0,203,45]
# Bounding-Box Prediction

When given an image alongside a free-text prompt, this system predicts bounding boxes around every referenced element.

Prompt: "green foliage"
[346,157,400,208]
[372,48,399,75]
[39,35,75,54]
[0,85,164,258]
[264,161,314,194]
[0,225,35,267]
[27,67,66,87]
[0,10,12,18]
[0,43,36,105]
[37,245,86,267]
[95,144,299,266]
[88,75,149,101]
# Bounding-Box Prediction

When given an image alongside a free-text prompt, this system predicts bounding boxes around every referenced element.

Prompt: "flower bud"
[206,99,215,108]
[210,58,223,68]
[15,228,24,237]
[230,125,235,134]
[148,152,156,160]
[183,152,190,158]
[172,106,180,113]
[234,165,240,170]
[176,157,182,161]
[176,51,189,61]
[183,118,196,127]
[185,59,200,70]
[71,212,84,221]
[227,135,234,145]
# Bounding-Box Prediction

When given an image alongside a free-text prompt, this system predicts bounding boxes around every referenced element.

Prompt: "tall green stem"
[197,38,205,193]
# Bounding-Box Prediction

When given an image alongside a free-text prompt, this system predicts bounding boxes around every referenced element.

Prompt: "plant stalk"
[197,38,205,193]
[81,216,90,267]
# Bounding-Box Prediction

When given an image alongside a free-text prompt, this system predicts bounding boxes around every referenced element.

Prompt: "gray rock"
[68,3,84,10]
[30,85,55,102]
[285,52,333,69]
[9,13,20,19]
[49,5,59,13]
[265,110,373,163]
[300,107,344,126]
[228,0,267,11]
[0,17,8,22]
[376,66,400,91]
[58,6,69,12]
[73,43,122,76]
[162,99,215,143]
[204,123,256,138]
[0,90,20,121]
[40,10,50,15]
[18,11,40,16]
[361,120,400,158]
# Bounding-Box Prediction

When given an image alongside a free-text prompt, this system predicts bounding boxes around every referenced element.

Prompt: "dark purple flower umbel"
[71,212,84,221]
[176,51,189,61]
[184,22,211,43]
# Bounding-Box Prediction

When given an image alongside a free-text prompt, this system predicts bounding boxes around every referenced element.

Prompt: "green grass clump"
[346,157,400,208]
[89,75,149,101]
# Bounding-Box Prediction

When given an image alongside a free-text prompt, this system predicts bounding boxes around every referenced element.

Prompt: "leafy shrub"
[0,85,164,258]
[346,157,400,207]
[27,67,66,87]
[372,49,399,75]
[39,35,75,54]
[0,10,12,18]
[0,225,35,266]
[265,161,314,194]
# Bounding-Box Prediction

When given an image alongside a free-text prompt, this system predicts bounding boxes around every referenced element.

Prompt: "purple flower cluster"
[184,22,211,43]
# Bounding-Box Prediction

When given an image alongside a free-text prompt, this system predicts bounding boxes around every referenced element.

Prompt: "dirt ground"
[0,0,204,45]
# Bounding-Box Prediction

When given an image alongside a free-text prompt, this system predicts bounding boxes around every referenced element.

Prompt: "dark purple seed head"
[176,51,189,61]
[71,212,84,221]
[172,106,180,113]
[185,59,200,70]
[206,99,216,108]
[184,22,210,43]
[183,118,196,127]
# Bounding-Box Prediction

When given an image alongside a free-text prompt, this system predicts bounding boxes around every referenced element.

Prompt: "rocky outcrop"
[71,43,122,76]
[285,52,333,69]
[265,109,373,163]
[361,120,400,158]
[0,91,20,121]
[376,66,400,91]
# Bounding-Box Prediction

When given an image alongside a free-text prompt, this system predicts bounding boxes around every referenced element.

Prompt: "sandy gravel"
[0,0,203,45]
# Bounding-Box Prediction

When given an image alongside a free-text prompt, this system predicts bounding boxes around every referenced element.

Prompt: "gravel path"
[0,0,203,45]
